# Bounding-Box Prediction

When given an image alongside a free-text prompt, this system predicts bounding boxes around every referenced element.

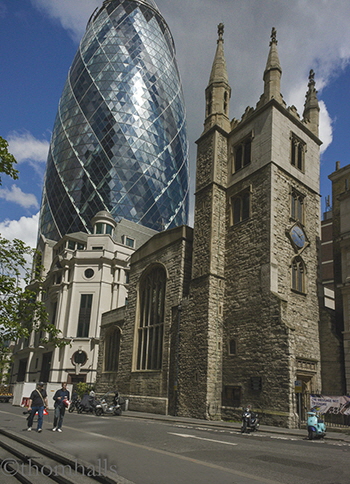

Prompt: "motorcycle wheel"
[68,405,75,413]
[308,430,316,440]
[95,408,103,416]
[114,408,122,416]
[77,405,83,414]
[241,423,247,433]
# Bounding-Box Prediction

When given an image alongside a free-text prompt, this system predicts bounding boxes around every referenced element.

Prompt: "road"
[1,404,349,484]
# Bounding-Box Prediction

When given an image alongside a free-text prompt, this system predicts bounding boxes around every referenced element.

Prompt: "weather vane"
[270,27,277,45]
[218,23,224,42]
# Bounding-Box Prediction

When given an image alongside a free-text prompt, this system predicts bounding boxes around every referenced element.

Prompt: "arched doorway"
[295,358,318,424]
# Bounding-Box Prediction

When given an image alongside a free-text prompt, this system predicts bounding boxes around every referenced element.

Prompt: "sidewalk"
[122,410,350,443]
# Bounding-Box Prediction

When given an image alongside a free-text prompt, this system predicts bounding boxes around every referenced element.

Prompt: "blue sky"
[1,0,350,247]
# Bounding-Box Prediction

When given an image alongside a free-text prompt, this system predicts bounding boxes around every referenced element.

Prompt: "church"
[96,25,329,428]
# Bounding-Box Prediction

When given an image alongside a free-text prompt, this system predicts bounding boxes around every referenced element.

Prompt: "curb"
[122,411,350,442]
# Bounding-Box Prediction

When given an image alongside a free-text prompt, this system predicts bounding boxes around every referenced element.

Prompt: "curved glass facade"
[39,0,189,240]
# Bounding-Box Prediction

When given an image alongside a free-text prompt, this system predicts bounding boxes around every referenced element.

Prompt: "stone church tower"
[176,24,230,420]
[96,25,323,429]
[178,26,322,427]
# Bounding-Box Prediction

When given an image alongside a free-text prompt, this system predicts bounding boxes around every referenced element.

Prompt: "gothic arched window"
[233,135,252,172]
[136,266,166,370]
[291,257,306,293]
[291,133,306,172]
[291,188,305,223]
[232,190,251,225]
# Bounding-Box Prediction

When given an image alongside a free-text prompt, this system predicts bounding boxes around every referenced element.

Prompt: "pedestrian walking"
[52,382,70,432]
[27,382,49,433]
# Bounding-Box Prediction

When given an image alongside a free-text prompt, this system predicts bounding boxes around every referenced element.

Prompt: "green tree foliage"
[76,382,95,397]
[0,137,66,348]
[0,236,65,347]
[0,136,18,185]
[0,139,65,386]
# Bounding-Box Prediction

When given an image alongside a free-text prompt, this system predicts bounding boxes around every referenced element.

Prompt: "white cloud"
[30,0,101,43]
[0,185,39,210]
[159,0,350,157]
[29,0,350,200]
[7,131,49,164]
[29,1,350,147]
[319,101,333,154]
[0,213,39,248]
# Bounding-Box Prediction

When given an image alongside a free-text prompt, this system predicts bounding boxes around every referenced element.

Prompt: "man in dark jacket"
[27,382,48,433]
[52,382,70,432]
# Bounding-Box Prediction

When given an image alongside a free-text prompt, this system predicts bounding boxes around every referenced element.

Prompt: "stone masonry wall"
[223,164,292,426]
[272,165,321,370]
[178,127,228,419]
[319,304,345,394]
[223,154,322,427]
[116,227,193,414]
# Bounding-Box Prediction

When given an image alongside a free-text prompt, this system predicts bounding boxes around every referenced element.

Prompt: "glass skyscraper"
[39,0,189,240]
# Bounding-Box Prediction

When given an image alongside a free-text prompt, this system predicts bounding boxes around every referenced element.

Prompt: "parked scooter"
[241,406,260,433]
[95,392,124,416]
[307,410,326,440]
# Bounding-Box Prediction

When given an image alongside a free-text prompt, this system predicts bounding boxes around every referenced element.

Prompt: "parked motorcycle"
[95,392,124,416]
[307,410,326,440]
[77,392,99,414]
[241,406,260,433]
[68,395,81,413]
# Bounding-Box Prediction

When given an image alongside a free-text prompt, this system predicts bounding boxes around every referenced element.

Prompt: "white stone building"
[10,211,156,392]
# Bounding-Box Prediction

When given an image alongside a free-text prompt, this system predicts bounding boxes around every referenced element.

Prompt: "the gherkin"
[39,0,189,240]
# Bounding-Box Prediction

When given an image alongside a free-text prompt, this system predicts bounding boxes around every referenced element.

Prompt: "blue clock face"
[291,226,305,248]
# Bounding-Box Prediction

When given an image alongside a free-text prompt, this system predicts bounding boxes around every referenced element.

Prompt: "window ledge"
[132,369,162,373]
[291,289,307,296]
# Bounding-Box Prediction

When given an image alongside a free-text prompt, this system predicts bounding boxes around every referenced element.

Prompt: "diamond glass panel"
[39,0,189,240]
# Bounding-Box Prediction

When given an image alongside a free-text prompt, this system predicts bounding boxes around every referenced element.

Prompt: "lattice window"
[104,327,121,372]
[136,266,166,370]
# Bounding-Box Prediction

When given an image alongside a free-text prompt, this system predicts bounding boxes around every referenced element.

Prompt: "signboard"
[310,395,350,415]
[294,380,302,393]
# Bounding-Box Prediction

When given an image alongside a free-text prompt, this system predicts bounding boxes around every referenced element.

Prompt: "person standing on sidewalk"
[52,382,70,432]
[27,382,49,433]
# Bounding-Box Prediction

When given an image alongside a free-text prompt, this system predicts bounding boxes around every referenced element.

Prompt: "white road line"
[169,432,238,446]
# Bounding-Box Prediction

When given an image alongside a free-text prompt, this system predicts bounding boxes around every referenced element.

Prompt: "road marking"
[169,432,238,446]
[271,436,298,441]
[4,409,349,482]
[60,427,283,483]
